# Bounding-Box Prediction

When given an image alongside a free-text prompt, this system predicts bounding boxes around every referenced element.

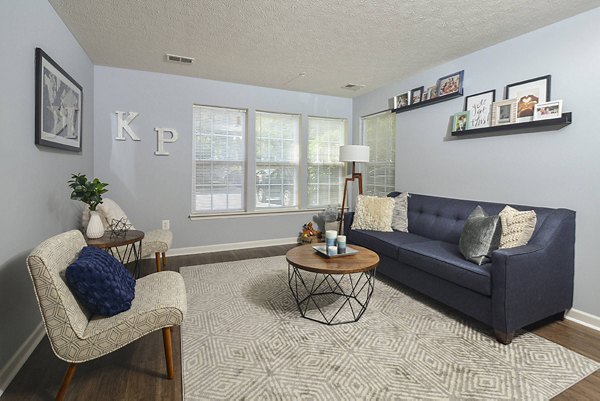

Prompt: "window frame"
[190,105,350,217]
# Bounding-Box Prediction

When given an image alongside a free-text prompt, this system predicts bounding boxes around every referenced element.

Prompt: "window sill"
[189,208,324,220]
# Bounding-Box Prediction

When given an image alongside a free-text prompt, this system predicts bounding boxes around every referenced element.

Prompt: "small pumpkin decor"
[68,173,109,239]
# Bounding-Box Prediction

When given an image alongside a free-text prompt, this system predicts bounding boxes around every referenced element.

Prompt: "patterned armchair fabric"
[26,230,186,363]
[139,228,172,255]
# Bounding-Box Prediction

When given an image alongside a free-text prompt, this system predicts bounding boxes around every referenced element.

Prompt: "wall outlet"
[162,220,170,230]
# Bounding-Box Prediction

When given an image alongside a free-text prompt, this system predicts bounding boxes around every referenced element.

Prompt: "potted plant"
[68,173,109,238]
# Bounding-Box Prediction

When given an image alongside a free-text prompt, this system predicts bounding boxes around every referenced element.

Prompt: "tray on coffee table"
[312,245,359,258]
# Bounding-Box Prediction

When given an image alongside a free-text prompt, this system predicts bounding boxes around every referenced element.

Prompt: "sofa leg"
[494,330,515,345]
[56,363,77,401]
[555,310,568,321]
[162,252,167,269]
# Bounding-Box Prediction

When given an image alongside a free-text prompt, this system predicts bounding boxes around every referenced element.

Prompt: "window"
[192,105,246,213]
[255,111,300,208]
[307,117,346,207]
[362,112,396,196]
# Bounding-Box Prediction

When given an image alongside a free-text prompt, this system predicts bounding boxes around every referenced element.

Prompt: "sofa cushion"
[406,194,553,245]
[397,240,492,296]
[348,230,430,260]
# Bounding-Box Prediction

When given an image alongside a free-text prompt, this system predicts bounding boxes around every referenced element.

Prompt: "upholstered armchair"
[82,198,173,272]
[26,230,187,401]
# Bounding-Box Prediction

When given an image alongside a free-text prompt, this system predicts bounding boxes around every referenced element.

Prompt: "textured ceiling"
[48,0,600,97]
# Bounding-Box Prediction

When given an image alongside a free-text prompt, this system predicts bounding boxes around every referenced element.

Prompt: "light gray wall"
[0,1,94,369]
[353,8,600,316]
[93,67,352,248]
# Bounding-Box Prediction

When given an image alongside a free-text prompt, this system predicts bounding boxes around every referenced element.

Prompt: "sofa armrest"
[493,244,544,258]
[490,210,575,333]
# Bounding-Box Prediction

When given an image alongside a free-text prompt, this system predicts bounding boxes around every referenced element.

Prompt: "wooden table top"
[85,230,145,248]
[286,244,379,274]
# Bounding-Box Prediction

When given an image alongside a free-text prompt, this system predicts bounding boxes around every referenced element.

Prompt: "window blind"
[255,111,300,208]
[362,112,396,196]
[307,117,345,207]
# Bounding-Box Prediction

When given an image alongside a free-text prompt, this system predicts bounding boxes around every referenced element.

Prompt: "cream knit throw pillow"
[351,195,394,232]
[499,205,537,248]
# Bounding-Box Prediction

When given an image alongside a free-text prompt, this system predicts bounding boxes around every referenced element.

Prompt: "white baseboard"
[0,322,45,397]
[144,237,298,258]
[566,308,600,332]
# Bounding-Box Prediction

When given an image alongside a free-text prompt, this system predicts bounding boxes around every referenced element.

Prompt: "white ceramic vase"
[86,210,105,239]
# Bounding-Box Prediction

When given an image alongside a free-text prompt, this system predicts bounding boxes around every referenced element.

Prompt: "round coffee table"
[286,244,379,325]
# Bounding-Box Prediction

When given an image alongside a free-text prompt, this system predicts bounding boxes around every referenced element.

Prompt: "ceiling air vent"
[166,54,194,64]
[342,83,366,91]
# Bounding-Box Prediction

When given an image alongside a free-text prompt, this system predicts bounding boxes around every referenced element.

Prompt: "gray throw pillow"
[391,192,409,232]
[459,205,501,265]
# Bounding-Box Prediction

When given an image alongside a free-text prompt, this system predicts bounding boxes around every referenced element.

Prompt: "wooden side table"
[85,230,145,277]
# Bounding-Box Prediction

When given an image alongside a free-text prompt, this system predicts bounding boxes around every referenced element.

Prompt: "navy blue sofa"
[344,193,575,344]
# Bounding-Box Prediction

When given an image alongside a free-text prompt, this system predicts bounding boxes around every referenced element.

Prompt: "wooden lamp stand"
[338,161,363,233]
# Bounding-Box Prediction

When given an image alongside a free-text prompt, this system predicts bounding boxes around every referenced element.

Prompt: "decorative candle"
[325,230,337,250]
[337,235,347,253]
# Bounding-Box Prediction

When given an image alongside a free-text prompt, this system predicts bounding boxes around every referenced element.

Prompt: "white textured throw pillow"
[391,192,409,232]
[97,198,136,229]
[499,205,536,248]
[351,195,394,232]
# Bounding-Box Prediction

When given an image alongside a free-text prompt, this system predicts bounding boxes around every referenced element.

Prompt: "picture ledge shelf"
[451,112,572,136]
[392,90,463,113]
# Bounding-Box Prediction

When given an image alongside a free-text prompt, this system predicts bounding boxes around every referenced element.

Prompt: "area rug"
[180,256,599,400]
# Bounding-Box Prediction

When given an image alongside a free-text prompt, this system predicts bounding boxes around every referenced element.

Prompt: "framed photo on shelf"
[505,75,551,123]
[422,84,438,101]
[395,92,410,108]
[437,70,464,97]
[410,86,424,104]
[464,90,495,129]
[452,111,470,132]
[35,48,83,152]
[491,99,517,126]
[533,100,563,121]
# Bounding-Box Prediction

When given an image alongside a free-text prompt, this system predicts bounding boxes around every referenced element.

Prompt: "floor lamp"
[338,145,370,233]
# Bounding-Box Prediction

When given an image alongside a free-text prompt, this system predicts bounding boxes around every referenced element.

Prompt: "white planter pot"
[86,210,105,239]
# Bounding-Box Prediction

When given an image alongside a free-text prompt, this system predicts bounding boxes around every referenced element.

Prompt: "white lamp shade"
[339,145,370,163]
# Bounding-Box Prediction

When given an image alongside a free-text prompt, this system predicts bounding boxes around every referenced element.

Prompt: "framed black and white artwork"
[464,90,495,129]
[505,75,550,123]
[35,48,83,152]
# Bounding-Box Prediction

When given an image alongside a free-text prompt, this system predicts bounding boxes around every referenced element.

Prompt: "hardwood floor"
[3,244,599,400]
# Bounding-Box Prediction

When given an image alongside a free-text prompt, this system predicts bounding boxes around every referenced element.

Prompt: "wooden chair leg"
[162,327,174,379]
[155,252,162,272]
[162,252,167,268]
[56,363,77,401]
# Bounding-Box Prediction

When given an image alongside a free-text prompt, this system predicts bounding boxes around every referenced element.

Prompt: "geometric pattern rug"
[180,256,599,400]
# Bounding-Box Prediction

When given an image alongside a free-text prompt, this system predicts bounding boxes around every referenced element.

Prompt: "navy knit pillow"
[66,246,136,316]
